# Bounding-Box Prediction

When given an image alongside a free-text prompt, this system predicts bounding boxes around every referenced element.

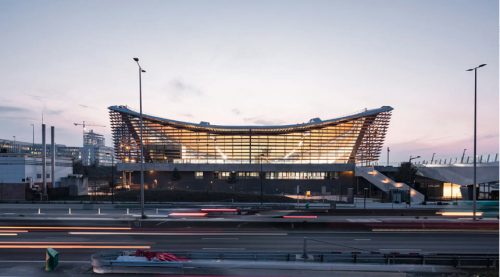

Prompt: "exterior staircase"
[355,166,425,204]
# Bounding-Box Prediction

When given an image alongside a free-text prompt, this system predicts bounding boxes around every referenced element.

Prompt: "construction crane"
[73,121,106,145]
[73,121,106,131]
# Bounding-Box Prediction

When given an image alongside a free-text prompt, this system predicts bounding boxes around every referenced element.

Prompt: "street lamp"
[461,149,467,163]
[30,124,35,153]
[409,155,420,163]
[408,155,420,206]
[133,57,147,219]
[466,63,486,220]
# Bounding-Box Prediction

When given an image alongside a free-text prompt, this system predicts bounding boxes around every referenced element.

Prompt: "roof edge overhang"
[109,105,393,132]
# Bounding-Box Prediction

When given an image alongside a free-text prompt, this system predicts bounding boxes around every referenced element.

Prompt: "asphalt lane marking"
[202,247,246,250]
[347,219,381,223]
[379,249,422,252]
[201,238,239,240]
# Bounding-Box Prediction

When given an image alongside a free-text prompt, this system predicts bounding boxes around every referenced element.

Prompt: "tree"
[394,162,418,186]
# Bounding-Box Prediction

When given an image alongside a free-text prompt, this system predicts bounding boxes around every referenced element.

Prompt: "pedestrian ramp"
[355,166,425,204]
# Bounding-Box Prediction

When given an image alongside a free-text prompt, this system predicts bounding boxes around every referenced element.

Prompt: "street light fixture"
[133,57,147,219]
[409,155,420,163]
[466,63,487,221]
[461,149,467,163]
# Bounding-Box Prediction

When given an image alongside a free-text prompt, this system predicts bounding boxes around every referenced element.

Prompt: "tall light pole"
[408,155,421,205]
[461,149,467,163]
[409,155,420,163]
[466,63,486,220]
[133,57,147,219]
[30,124,35,153]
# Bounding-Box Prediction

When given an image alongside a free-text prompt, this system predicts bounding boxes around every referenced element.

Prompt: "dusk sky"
[0,0,498,163]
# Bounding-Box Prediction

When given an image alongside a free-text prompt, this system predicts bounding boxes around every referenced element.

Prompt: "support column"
[42,124,47,199]
[51,126,55,188]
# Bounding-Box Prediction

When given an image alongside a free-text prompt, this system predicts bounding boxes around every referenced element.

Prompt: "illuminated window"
[443,183,462,199]
[195,172,203,179]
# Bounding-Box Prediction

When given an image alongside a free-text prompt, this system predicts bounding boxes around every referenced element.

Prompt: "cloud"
[0,115,38,121]
[45,109,63,115]
[0,105,30,113]
[78,104,98,110]
[231,108,241,115]
[243,117,285,126]
[167,78,203,102]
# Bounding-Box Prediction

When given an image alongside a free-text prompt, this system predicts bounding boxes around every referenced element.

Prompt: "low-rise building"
[0,154,73,200]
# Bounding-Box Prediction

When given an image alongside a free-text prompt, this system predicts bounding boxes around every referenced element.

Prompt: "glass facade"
[109,105,392,165]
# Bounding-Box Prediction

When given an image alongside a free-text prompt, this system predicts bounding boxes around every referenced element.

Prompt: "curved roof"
[109,105,393,133]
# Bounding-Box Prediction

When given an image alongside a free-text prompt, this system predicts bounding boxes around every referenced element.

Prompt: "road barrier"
[91,250,498,275]
[45,248,59,271]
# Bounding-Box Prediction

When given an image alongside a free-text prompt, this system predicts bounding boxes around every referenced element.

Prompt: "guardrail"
[93,250,499,269]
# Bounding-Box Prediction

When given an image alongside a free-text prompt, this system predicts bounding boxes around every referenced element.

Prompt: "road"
[0,203,497,276]
[0,228,497,261]
[0,219,497,276]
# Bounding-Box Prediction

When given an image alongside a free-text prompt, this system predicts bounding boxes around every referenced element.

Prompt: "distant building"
[0,139,82,161]
[0,154,73,200]
[82,130,114,166]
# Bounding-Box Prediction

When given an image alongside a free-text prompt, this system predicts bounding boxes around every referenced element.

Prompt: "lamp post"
[461,149,467,163]
[408,155,420,206]
[133,57,147,219]
[409,155,420,163]
[466,63,486,220]
[30,124,35,153]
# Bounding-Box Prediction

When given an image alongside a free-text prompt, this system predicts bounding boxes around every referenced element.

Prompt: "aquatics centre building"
[109,105,394,196]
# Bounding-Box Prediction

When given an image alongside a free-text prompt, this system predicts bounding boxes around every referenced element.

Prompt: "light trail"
[169,212,207,217]
[437,212,484,216]
[0,233,17,236]
[69,232,288,236]
[282,215,318,219]
[0,226,131,230]
[0,241,141,245]
[0,230,27,233]
[201,208,238,212]
[0,244,150,249]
